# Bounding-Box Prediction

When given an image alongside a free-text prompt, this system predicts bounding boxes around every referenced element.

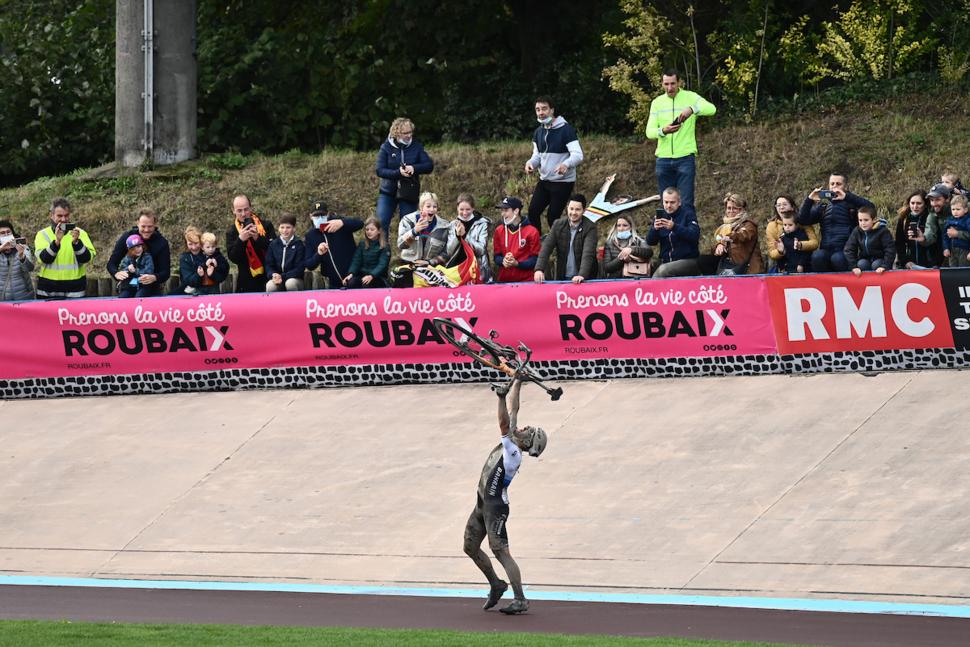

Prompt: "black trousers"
[528,180,574,234]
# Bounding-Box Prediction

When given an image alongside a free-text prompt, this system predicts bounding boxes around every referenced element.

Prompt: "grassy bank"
[1,89,967,278]
[0,620,798,646]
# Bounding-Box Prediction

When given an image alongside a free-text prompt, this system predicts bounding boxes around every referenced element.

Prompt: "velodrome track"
[1,371,969,644]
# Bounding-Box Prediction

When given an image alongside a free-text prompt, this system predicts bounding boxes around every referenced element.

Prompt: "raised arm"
[496,376,523,437]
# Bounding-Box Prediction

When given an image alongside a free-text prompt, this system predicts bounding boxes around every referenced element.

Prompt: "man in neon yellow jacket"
[645,69,716,209]
[34,197,97,299]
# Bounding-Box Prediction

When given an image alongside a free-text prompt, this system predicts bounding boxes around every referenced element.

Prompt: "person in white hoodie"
[524,96,583,234]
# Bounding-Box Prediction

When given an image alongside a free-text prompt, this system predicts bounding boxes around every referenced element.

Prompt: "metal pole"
[142,0,154,161]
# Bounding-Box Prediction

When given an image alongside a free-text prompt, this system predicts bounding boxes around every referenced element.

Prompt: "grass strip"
[0,619,802,646]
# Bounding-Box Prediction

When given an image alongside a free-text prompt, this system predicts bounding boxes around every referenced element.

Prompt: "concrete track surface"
[1,371,969,644]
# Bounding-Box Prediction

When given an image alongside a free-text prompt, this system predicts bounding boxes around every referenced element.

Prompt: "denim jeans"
[811,248,848,272]
[377,192,417,239]
[856,259,886,271]
[655,154,696,207]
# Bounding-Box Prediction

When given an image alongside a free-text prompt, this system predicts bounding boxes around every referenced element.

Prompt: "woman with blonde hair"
[602,214,652,279]
[397,191,451,265]
[709,192,763,275]
[375,117,434,239]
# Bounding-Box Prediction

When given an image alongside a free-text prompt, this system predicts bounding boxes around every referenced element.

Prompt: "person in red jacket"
[492,197,540,283]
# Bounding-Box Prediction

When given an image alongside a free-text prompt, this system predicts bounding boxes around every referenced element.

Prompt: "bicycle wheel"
[433,318,510,370]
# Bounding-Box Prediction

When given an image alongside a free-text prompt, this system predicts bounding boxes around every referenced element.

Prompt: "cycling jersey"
[478,435,522,506]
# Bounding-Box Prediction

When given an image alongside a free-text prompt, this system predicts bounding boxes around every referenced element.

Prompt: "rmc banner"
[765,269,966,354]
[0,277,776,381]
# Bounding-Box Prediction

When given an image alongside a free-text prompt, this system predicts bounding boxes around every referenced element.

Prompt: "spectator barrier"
[2,269,969,399]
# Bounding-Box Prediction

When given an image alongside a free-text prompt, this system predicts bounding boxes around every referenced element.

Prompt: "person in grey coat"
[0,219,35,300]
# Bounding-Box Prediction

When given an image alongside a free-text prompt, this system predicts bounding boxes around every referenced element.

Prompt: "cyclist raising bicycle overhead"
[462,374,548,615]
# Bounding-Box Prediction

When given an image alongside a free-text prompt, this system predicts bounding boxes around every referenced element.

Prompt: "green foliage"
[602,0,671,134]
[706,0,774,113]
[206,152,250,170]
[196,0,629,154]
[812,1,935,82]
[938,45,970,85]
[935,0,970,86]
[0,0,115,184]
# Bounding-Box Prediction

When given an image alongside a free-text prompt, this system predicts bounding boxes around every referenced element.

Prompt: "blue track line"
[1,575,969,618]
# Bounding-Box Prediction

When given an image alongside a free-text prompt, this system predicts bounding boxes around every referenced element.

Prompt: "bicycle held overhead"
[432,318,563,401]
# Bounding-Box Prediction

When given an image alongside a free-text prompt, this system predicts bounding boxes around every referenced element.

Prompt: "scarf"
[235,215,267,277]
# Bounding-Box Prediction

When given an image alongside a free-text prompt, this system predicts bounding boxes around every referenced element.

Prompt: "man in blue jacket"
[106,208,171,296]
[648,188,701,278]
[797,173,874,272]
[304,198,363,289]
[524,97,583,234]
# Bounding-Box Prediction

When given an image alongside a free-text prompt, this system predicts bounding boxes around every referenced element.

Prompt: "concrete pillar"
[115,0,197,167]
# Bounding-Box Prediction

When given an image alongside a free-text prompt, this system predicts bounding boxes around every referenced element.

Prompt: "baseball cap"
[126,234,145,249]
[310,198,328,215]
[927,183,952,199]
[495,197,523,210]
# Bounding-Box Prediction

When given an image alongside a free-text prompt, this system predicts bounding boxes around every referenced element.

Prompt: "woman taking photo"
[894,190,937,269]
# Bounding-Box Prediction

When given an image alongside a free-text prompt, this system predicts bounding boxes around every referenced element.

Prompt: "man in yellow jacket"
[34,197,97,299]
[645,69,716,209]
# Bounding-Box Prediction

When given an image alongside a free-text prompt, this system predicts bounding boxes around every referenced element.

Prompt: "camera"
[242,217,255,228]
[14,237,26,245]
[60,222,76,232]
[818,190,834,200]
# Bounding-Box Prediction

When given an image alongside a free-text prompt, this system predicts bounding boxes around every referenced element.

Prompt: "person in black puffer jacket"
[844,206,895,275]
[797,172,874,272]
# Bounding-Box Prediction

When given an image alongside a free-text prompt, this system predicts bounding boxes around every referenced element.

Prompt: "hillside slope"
[1,90,967,277]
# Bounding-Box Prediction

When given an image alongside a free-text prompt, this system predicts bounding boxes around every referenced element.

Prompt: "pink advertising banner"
[0,278,777,381]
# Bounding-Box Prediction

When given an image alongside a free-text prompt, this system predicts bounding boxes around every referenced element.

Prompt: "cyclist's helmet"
[522,426,547,457]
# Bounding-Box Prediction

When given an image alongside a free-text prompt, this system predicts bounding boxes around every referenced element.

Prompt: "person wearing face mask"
[492,197,540,283]
[602,215,652,279]
[524,96,584,235]
[375,117,434,241]
[445,193,492,283]
[304,198,364,288]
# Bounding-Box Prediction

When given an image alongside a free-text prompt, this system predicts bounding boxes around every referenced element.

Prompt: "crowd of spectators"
[3,73,970,302]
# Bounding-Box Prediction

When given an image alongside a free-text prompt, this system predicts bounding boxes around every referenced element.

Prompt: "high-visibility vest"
[34,226,97,281]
